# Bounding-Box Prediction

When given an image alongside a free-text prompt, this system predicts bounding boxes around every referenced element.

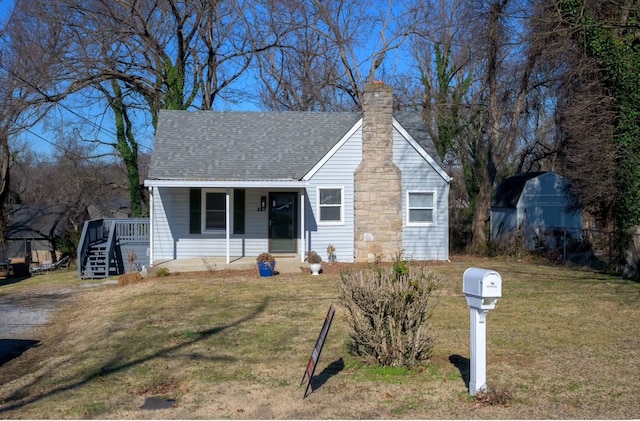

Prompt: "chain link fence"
[504,225,640,277]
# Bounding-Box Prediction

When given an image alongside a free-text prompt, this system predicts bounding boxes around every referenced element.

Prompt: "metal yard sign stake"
[300,305,335,398]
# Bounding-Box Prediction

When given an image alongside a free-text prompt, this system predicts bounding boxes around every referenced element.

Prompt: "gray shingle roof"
[149,110,440,181]
[7,204,69,240]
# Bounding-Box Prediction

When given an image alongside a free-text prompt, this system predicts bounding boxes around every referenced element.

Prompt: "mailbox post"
[462,268,502,396]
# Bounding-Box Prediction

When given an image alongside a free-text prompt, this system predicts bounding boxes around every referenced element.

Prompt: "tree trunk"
[110,81,145,217]
[0,129,10,240]
[469,177,492,254]
[468,0,505,254]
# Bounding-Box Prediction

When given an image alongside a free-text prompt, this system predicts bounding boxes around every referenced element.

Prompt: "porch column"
[300,190,306,262]
[226,189,230,264]
[149,186,154,266]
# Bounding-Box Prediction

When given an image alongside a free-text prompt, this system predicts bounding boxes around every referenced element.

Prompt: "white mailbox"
[463,268,502,310]
[462,267,502,396]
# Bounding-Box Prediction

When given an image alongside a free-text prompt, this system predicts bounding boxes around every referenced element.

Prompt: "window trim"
[317,186,344,225]
[406,190,436,226]
[201,189,227,233]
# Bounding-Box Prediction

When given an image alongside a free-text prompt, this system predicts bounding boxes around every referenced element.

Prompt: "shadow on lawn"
[0,296,271,413]
[0,276,32,288]
[0,339,41,367]
[449,354,470,389]
[310,357,344,392]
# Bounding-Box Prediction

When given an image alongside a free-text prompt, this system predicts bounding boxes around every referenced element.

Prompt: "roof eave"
[392,120,451,183]
[144,179,308,189]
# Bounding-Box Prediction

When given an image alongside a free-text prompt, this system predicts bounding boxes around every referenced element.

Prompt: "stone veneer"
[354,82,402,262]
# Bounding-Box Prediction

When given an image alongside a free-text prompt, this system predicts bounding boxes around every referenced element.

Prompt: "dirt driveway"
[0,278,116,365]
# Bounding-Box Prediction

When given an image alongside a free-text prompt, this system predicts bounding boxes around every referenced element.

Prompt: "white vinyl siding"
[394,129,449,261]
[151,187,286,260]
[150,119,451,263]
[305,127,362,262]
[151,187,177,260]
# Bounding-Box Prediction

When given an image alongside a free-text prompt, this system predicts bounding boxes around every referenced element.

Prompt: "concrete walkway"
[151,255,307,274]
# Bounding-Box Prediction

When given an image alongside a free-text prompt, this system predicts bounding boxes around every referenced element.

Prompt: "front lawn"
[0,256,638,419]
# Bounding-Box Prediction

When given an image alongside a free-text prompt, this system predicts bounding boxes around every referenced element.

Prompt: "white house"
[491,171,582,250]
[144,83,451,265]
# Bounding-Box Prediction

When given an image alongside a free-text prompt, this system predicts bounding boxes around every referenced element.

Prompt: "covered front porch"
[151,255,305,274]
[145,180,312,266]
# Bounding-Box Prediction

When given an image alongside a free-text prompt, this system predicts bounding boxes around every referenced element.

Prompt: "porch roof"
[144,179,308,188]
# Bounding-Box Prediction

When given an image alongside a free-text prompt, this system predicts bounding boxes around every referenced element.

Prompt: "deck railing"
[78,218,150,278]
[107,218,150,242]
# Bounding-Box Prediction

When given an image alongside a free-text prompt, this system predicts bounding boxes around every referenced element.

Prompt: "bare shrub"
[126,249,138,272]
[201,257,217,273]
[474,382,514,406]
[337,264,441,367]
[489,225,530,259]
[118,272,143,287]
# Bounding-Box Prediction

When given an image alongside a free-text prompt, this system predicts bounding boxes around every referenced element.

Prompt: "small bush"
[337,264,441,367]
[326,245,336,263]
[392,250,410,277]
[256,252,275,263]
[57,229,82,257]
[306,250,322,264]
[155,267,171,277]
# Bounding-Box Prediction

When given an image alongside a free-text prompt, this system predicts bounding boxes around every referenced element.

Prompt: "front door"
[269,192,297,253]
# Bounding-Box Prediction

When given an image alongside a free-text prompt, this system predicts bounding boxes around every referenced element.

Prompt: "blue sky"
[1,0,414,158]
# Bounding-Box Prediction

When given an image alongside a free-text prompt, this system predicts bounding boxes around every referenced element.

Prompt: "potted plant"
[306,250,322,275]
[256,252,276,277]
[326,245,336,264]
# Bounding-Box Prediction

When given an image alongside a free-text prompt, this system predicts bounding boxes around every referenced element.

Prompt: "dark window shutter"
[189,188,201,234]
[233,189,245,234]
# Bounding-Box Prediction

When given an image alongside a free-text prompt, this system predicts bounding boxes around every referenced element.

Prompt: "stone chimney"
[354,82,402,262]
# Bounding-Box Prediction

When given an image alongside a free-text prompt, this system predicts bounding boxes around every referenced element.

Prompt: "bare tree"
[411,0,545,254]
[256,0,420,111]
[11,131,131,232]
[13,0,281,216]
[531,0,636,237]
[0,3,67,237]
[256,1,346,111]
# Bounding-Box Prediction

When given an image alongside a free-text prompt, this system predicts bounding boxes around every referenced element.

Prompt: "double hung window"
[204,191,226,231]
[190,189,245,234]
[407,191,435,225]
[318,188,343,224]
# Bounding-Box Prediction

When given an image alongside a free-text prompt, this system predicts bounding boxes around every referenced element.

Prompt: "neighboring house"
[86,199,131,220]
[144,82,451,264]
[3,204,70,264]
[491,171,583,250]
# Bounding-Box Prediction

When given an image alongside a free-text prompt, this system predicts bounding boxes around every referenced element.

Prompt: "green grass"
[0,256,639,419]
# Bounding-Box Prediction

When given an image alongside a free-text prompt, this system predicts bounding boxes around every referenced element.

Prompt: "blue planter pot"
[257,261,276,277]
